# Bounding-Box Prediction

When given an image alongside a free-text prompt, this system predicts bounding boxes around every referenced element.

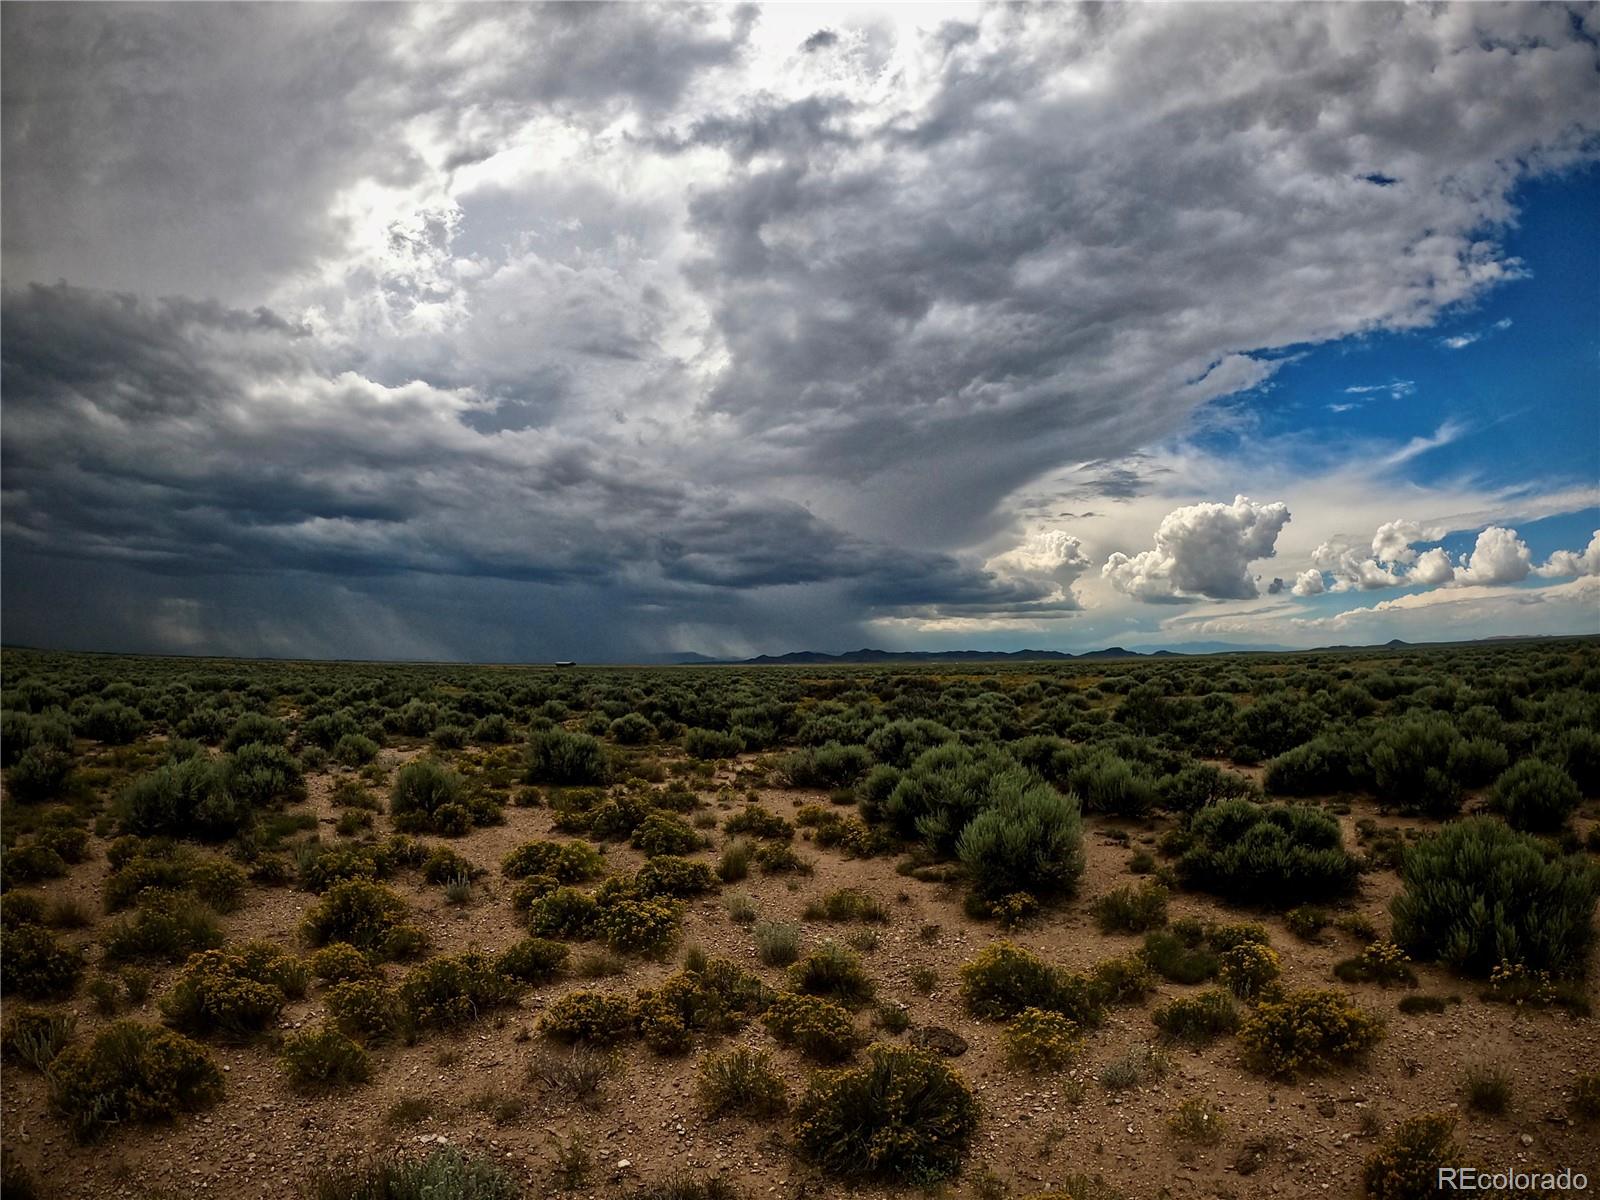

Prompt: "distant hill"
[717,634,1590,665]
[627,651,725,664]
[740,646,1137,665]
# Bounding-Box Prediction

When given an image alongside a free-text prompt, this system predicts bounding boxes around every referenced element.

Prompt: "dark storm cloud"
[1,283,1055,647]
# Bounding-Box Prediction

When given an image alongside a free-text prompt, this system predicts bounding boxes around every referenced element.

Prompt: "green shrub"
[1546,728,1600,796]
[281,1024,372,1091]
[48,1021,222,1141]
[606,712,653,745]
[857,764,904,819]
[81,701,145,744]
[501,838,604,882]
[793,1044,979,1183]
[302,879,420,959]
[116,757,248,841]
[1206,920,1271,952]
[1099,1042,1171,1091]
[496,937,568,983]
[884,745,1022,854]
[1093,881,1169,933]
[716,839,753,885]
[956,777,1084,902]
[862,718,955,768]
[223,713,286,750]
[389,760,470,834]
[791,941,875,1007]
[748,919,798,967]
[304,1146,520,1200]
[528,728,608,784]
[682,728,743,759]
[1239,988,1384,1077]
[541,990,635,1045]
[1368,715,1467,817]
[8,746,73,801]
[419,846,480,889]
[723,805,793,840]
[430,723,467,750]
[1362,1112,1458,1200]
[1286,906,1330,940]
[777,743,872,788]
[631,812,703,856]
[1177,799,1359,906]
[223,742,306,809]
[633,960,770,1054]
[1,891,49,930]
[1140,927,1220,985]
[310,942,375,984]
[332,734,380,766]
[958,941,1101,1027]
[697,1047,788,1117]
[295,838,404,893]
[105,846,247,911]
[1461,1064,1512,1114]
[803,887,889,923]
[1390,817,1599,978]
[1161,762,1254,811]
[1447,737,1509,788]
[599,896,681,956]
[1088,954,1156,1006]
[1152,989,1240,1044]
[753,841,809,874]
[398,949,521,1030]
[1168,1098,1225,1145]
[325,978,404,1045]
[160,945,303,1038]
[2,1007,74,1070]
[1,708,72,769]
[1002,1006,1081,1071]
[762,991,856,1062]
[526,886,601,939]
[1490,758,1583,832]
[1571,1073,1600,1120]
[1333,940,1418,988]
[588,792,651,840]
[637,855,717,898]
[1264,735,1361,797]
[1068,752,1158,818]
[0,841,67,887]
[103,892,223,963]
[0,925,84,998]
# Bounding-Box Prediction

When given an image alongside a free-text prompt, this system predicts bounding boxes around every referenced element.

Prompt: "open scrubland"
[2,640,1598,1200]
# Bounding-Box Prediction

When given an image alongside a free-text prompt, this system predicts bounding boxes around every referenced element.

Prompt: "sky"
[2,1,1597,662]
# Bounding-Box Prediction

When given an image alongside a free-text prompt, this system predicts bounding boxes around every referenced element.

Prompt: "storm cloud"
[3,3,1597,658]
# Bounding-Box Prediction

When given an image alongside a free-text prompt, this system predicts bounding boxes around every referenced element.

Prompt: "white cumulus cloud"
[1291,568,1326,597]
[1411,547,1456,586]
[1454,525,1533,586]
[1104,495,1290,602]
[1534,530,1600,579]
[1371,519,1446,566]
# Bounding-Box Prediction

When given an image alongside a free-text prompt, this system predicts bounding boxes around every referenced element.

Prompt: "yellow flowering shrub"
[1239,987,1383,1077]
[1362,1111,1457,1200]
[1002,1006,1082,1072]
[1219,941,1282,1000]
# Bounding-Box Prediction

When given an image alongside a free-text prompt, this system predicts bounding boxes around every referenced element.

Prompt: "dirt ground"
[4,747,1597,1200]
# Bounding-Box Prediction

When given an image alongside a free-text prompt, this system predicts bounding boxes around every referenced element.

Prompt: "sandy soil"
[4,748,1597,1200]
